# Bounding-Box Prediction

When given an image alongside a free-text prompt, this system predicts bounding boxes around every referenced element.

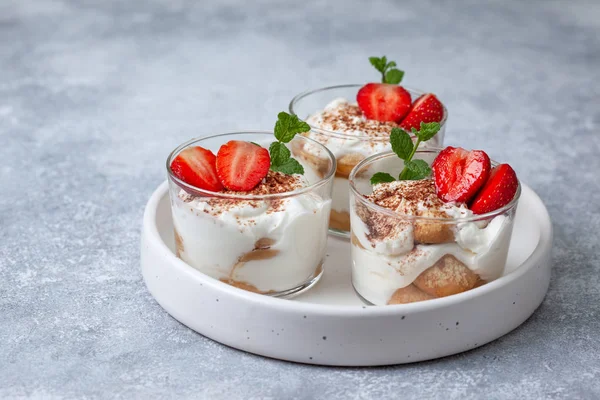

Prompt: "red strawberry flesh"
[400,93,444,131]
[432,146,491,203]
[356,83,412,122]
[170,146,224,192]
[216,140,271,191]
[470,164,518,214]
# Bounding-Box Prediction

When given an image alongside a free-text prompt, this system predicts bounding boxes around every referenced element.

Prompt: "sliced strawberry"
[356,83,412,122]
[170,146,223,191]
[216,141,270,191]
[432,146,491,203]
[400,93,444,131]
[470,164,518,214]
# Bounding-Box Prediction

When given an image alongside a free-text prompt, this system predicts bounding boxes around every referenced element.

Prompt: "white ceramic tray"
[141,181,552,366]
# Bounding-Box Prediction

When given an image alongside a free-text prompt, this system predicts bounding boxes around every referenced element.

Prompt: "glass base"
[267,266,324,299]
[352,282,376,306]
[328,227,350,239]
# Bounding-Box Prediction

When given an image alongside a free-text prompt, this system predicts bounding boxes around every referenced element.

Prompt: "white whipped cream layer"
[306,98,392,158]
[351,202,513,305]
[306,98,443,219]
[171,186,331,293]
[306,98,390,218]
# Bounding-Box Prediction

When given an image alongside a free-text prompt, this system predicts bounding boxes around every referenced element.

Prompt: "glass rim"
[288,83,448,141]
[166,131,336,200]
[348,147,522,223]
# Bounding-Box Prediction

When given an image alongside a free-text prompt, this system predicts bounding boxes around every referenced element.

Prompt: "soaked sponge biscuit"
[330,209,351,232]
[413,255,479,297]
[336,153,364,179]
[387,284,434,304]
[413,219,454,244]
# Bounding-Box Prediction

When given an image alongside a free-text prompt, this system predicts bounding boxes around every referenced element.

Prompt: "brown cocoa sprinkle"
[179,192,194,203]
[361,179,464,243]
[179,171,306,217]
[220,171,304,196]
[367,179,449,217]
[314,101,400,137]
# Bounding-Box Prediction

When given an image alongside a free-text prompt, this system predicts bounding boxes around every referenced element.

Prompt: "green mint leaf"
[268,142,291,168]
[415,122,441,142]
[250,142,261,147]
[384,68,404,84]
[369,56,385,73]
[369,56,405,84]
[399,167,420,180]
[390,128,413,160]
[271,157,304,175]
[399,159,431,180]
[370,172,396,185]
[274,112,310,143]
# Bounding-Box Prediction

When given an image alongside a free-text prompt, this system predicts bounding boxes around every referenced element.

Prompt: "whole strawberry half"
[170,146,224,192]
[356,83,412,122]
[216,141,271,191]
[432,146,491,203]
[470,164,518,214]
[400,93,444,131]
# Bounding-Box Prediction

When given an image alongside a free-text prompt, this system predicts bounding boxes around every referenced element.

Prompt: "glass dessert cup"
[348,149,521,306]
[166,132,335,298]
[289,84,448,238]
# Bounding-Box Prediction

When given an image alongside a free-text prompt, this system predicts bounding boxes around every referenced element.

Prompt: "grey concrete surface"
[1,0,599,398]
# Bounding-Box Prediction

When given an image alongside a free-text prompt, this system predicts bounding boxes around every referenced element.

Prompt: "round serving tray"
[141,181,552,366]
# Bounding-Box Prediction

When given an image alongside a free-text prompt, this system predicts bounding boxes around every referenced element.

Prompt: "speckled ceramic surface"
[2,0,600,398]
[141,181,551,366]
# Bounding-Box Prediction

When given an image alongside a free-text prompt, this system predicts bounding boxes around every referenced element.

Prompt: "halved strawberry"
[400,93,444,131]
[170,146,223,191]
[216,141,270,191]
[356,83,412,122]
[470,164,518,214]
[432,146,491,203]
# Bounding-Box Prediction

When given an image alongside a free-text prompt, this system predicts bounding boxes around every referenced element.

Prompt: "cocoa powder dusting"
[367,179,449,218]
[220,171,304,196]
[178,171,305,217]
[360,179,462,243]
[318,102,399,137]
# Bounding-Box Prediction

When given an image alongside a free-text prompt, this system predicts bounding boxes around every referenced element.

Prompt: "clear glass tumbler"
[290,84,447,238]
[348,149,520,306]
[167,132,335,298]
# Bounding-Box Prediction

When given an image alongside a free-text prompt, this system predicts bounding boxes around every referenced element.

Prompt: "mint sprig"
[369,56,405,84]
[269,112,308,175]
[370,172,396,184]
[370,122,441,185]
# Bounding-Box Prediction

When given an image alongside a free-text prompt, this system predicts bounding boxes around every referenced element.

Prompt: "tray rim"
[143,180,552,316]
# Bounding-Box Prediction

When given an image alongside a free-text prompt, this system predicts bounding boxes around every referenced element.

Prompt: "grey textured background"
[1,0,599,399]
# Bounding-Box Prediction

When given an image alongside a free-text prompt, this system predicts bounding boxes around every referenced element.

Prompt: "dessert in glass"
[166,113,335,298]
[349,123,520,305]
[290,56,448,237]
